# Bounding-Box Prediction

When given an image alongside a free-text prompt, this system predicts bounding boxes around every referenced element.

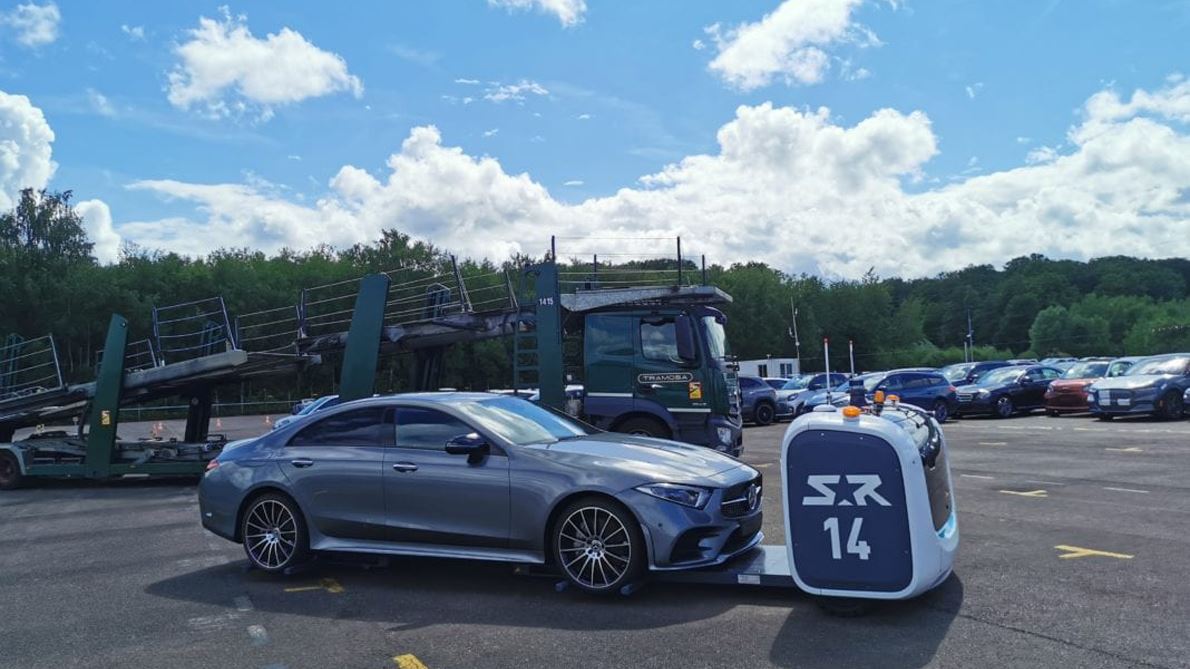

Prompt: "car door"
[1017,367,1052,408]
[384,405,511,548]
[273,406,389,541]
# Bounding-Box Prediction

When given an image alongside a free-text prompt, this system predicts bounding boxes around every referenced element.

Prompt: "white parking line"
[978,442,1008,446]
[1104,486,1150,494]
[1025,480,1067,486]
[961,474,994,480]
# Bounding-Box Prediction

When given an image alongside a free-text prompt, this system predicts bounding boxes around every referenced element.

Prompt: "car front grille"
[1108,389,1132,402]
[721,474,762,518]
[957,393,974,402]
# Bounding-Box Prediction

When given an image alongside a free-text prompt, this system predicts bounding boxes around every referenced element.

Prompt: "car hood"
[529,433,752,484]
[1091,374,1176,390]
[956,383,1006,394]
[1050,378,1095,389]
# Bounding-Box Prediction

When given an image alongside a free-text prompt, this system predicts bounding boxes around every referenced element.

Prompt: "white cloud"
[388,44,440,67]
[563,180,584,186]
[1025,145,1058,164]
[287,154,302,161]
[86,88,116,117]
[167,7,362,121]
[120,79,1190,280]
[454,78,481,85]
[488,0,586,27]
[576,113,592,120]
[75,199,121,264]
[0,90,56,210]
[0,91,122,261]
[484,80,549,103]
[483,128,499,137]
[120,24,145,41]
[705,0,879,90]
[692,39,706,51]
[965,82,983,99]
[2,2,60,47]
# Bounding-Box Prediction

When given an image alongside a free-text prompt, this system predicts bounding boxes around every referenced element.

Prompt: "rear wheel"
[994,396,1015,418]
[553,497,644,594]
[932,400,949,423]
[241,493,309,573]
[616,416,670,439]
[0,452,22,490]
[754,402,775,426]
[1046,409,1059,417]
[1157,391,1184,420]
[1097,414,1115,421]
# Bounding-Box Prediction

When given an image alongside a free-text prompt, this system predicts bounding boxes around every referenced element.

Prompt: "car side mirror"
[445,432,489,456]
[675,314,696,362]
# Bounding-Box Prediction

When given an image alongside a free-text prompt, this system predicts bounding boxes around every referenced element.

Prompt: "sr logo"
[801,474,892,507]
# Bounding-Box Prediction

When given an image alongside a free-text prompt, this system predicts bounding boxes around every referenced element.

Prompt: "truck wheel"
[0,452,22,490]
[553,497,645,595]
[242,493,309,573]
[616,416,671,439]
[754,402,775,426]
[1157,391,1184,420]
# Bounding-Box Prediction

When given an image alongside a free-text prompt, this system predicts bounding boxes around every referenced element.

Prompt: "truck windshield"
[702,316,728,360]
[454,396,596,445]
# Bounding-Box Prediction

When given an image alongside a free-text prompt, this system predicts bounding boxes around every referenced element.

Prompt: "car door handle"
[290,458,314,468]
[391,462,418,473]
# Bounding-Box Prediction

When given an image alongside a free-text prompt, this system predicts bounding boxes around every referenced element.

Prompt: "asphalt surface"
[2,412,1189,668]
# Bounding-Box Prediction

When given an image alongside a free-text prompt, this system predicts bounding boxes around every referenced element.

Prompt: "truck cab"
[579,305,743,455]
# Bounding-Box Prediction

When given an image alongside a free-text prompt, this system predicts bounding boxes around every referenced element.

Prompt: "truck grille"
[721,474,762,518]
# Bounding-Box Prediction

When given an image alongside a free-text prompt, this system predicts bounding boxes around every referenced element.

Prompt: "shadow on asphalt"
[147,554,962,667]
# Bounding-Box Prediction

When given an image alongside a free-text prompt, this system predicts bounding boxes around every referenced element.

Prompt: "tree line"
[2,189,1188,403]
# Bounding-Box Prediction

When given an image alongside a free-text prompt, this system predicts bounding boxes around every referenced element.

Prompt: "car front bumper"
[621,475,764,571]
[956,395,994,415]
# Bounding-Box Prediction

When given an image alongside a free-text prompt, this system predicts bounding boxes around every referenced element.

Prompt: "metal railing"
[550,235,708,291]
[0,334,64,402]
[96,338,159,373]
[235,304,301,353]
[152,296,237,364]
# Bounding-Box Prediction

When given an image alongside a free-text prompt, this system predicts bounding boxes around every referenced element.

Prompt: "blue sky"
[1,0,1188,277]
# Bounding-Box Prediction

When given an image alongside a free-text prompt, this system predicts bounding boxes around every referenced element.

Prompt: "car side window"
[395,407,475,450]
[289,408,387,447]
[882,374,904,391]
[738,377,756,389]
[1040,368,1060,380]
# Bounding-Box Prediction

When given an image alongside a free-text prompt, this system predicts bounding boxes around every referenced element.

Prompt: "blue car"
[1088,353,1190,420]
[800,370,958,422]
[737,375,778,425]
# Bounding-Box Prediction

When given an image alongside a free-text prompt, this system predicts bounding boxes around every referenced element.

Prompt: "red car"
[1045,358,1137,415]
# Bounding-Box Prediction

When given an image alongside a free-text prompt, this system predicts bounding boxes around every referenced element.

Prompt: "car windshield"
[781,376,811,390]
[1061,361,1108,379]
[941,364,973,382]
[764,378,787,389]
[298,396,335,415]
[977,367,1024,385]
[1127,356,1190,376]
[453,396,596,446]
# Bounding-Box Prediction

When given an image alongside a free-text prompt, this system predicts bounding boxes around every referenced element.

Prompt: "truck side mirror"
[675,314,696,362]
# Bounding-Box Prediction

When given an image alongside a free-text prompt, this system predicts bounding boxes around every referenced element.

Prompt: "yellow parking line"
[999,489,1047,498]
[283,578,344,594]
[1055,545,1134,560]
[393,654,429,669]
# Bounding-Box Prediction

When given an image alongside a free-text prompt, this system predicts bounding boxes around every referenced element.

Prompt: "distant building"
[737,357,799,378]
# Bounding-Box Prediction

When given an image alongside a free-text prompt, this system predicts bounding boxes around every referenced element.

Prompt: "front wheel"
[0,452,22,490]
[616,416,670,439]
[1097,414,1114,421]
[1157,391,1184,420]
[994,396,1015,418]
[553,498,644,595]
[241,493,309,573]
[754,402,775,426]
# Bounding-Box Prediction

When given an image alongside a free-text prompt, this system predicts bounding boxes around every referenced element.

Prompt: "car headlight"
[976,388,990,397]
[634,483,712,509]
[715,426,733,445]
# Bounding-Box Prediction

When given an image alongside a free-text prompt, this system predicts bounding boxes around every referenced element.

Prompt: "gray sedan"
[199,393,763,594]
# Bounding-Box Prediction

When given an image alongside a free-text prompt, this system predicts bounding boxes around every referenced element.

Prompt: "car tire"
[994,396,1014,418]
[932,400,949,423]
[754,402,775,426]
[553,497,645,595]
[1045,409,1059,417]
[1097,414,1114,421]
[1157,391,1184,421]
[241,493,309,574]
[0,452,23,490]
[616,416,671,439]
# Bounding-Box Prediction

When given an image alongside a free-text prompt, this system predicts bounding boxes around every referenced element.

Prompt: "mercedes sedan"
[199,393,763,594]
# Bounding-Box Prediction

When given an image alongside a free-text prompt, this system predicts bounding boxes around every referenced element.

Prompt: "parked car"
[1044,357,1138,415]
[800,373,882,413]
[737,375,778,425]
[274,395,341,431]
[939,360,1012,386]
[1040,357,1079,369]
[199,393,763,594]
[762,376,796,390]
[1088,353,1190,420]
[871,369,959,422]
[955,365,1063,418]
[778,372,850,418]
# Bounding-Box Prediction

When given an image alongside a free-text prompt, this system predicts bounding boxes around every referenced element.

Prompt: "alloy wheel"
[995,396,1014,418]
[557,506,632,590]
[244,498,299,570]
